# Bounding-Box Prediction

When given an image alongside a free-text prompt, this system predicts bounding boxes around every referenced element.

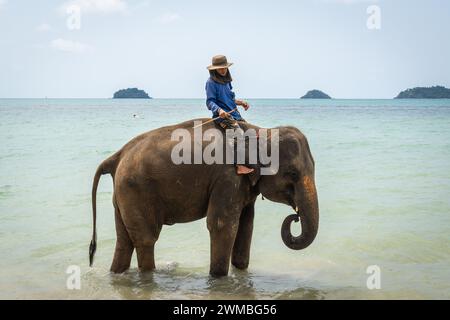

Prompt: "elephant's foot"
[206,185,244,277]
[110,246,134,273]
[231,203,254,271]
[209,228,239,277]
[136,246,156,271]
[231,258,249,270]
[111,198,134,273]
[209,264,229,277]
[110,263,130,274]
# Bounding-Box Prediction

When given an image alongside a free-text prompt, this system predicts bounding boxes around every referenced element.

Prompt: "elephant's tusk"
[295,206,299,213]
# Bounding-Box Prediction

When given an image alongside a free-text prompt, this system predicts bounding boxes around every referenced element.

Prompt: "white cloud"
[51,38,92,53]
[60,0,128,15]
[157,12,181,24]
[36,23,52,32]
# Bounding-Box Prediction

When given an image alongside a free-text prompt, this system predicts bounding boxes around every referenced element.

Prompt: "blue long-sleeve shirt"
[205,78,243,121]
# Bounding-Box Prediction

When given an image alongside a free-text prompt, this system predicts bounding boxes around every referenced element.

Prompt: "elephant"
[89,118,319,277]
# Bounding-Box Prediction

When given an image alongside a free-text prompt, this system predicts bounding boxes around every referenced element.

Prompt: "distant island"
[395,86,450,99]
[113,88,151,99]
[301,90,331,99]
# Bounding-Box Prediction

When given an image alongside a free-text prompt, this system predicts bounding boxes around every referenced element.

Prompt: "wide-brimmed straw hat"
[207,55,233,70]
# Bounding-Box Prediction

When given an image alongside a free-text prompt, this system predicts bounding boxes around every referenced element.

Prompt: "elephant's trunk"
[281,175,319,250]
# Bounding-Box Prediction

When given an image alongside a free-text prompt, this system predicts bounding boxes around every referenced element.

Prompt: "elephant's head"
[257,126,319,250]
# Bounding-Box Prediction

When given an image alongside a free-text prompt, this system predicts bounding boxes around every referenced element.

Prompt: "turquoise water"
[0,98,449,299]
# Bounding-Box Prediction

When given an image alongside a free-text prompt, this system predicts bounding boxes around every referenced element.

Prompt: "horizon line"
[0,97,413,100]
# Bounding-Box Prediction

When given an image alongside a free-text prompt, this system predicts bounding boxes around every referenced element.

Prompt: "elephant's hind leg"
[133,210,162,272]
[116,191,162,272]
[110,197,134,273]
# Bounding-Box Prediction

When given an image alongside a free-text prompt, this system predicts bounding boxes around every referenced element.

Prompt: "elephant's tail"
[90,154,119,267]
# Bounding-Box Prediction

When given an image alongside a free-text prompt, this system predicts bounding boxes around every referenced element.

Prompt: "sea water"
[0,98,449,299]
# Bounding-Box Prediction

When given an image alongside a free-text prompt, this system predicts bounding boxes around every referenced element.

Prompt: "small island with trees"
[113,88,152,99]
[301,89,332,99]
[395,86,450,99]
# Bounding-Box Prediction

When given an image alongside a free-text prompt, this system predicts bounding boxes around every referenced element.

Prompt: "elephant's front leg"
[232,202,255,270]
[208,218,240,277]
[207,201,241,277]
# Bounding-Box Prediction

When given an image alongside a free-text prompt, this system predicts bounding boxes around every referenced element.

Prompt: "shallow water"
[0,98,449,299]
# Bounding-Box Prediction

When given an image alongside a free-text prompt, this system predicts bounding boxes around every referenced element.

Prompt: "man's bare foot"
[237,165,254,175]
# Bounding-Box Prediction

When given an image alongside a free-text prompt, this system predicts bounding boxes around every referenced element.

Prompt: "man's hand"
[218,109,230,119]
[236,99,250,111]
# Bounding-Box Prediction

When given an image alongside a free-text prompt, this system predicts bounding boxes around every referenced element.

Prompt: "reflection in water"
[275,287,326,300]
[98,265,329,300]
[109,270,160,299]
[206,269,256,299]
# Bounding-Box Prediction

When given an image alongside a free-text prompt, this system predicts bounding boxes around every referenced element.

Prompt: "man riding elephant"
[89,116,319,277]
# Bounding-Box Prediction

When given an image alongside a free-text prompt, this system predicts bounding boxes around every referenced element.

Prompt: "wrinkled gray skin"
[90,119,319,277]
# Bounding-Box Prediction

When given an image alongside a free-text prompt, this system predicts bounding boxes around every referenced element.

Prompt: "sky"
[0,0,449,99]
